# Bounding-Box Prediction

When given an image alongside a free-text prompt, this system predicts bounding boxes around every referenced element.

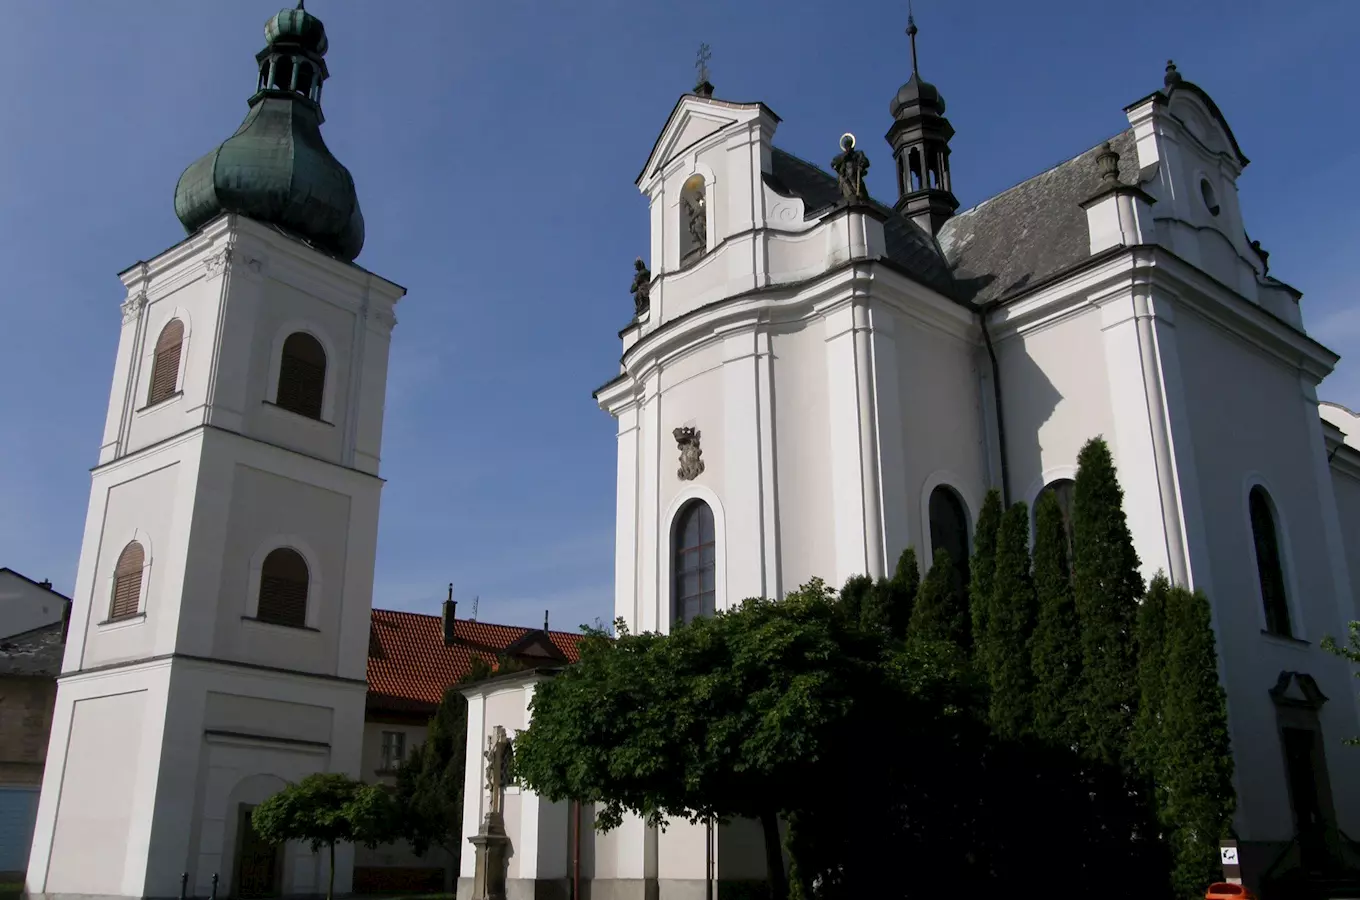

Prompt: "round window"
[1200,178,1221,217]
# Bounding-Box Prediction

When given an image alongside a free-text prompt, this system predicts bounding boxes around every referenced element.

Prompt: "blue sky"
[1,0,1356,633]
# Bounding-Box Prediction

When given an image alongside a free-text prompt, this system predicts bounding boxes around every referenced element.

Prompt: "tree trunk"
[758,810,788,900]
[328,841,336,900]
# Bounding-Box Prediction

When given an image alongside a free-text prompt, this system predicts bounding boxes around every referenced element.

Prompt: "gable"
[636,94,778,187]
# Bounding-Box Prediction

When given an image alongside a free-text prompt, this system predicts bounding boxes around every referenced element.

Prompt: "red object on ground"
[1206,883,1256,899]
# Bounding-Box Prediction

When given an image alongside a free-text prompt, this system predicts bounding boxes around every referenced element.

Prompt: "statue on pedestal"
[469,726,514,900]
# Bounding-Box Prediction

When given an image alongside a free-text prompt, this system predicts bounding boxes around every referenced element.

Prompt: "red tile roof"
[367,608,586,714]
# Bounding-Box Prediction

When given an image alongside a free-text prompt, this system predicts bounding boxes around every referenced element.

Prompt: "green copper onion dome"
[174,2,364,261]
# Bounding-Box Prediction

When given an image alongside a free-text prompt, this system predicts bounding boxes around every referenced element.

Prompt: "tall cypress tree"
[1071,437,1145,767]
[906,548,970,650]
[1031,489,1082,747]
[986,502,1038,740]
[1161,584,1236,899]
[1131,573,1171,793]
[880,547,921,641]
[969,490,1004,670]
[839,574,873,628]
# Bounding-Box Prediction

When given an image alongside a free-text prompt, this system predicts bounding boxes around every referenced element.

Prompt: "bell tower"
[885,12,959,236]
[26,5,403,899]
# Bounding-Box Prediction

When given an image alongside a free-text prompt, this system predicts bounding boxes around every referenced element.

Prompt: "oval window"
[1200,178,1220,217]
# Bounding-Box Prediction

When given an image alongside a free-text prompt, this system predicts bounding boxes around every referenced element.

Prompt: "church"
[20,3,1360,900]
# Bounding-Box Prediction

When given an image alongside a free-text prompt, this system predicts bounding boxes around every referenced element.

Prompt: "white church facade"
[462,26,1360,900]
[19,4,1360,899]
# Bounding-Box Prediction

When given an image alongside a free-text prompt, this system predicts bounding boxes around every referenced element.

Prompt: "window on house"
[928,485,971,587]
[674,500,716,625]
[1037,478,1076,563]
[381,731,406,771]
[257,548,309,628]
[110,541,145,620]
[276,332,326,420]
[680,175,707,266]
[148,319,184,406]
[1250,486,1292,637]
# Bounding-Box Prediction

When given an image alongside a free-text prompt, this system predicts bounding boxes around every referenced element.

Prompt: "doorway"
[233,804,283,898]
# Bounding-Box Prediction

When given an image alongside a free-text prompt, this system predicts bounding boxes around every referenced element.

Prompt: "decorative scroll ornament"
[204,247,233,278]
[630,257,651,317]
[120,291,148,325]
[674,427,705,481]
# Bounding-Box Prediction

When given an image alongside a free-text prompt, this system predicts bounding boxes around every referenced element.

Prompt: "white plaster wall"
[995,305,1115,510]
[1173,304,1360,840]
[1329,469,1360,620]
[0,572,66,640]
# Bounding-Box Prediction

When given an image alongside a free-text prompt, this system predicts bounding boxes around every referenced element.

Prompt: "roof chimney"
[544,609,550,632]
[442,583,456,647]
[39,579,52,591]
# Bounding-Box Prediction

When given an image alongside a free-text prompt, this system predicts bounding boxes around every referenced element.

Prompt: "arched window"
[673,500,716,626]
[110,541,145,620]
[680,175,707,266]
[928,486,970,586]
[275,332,326,420]
[1036,478,1076,562]
[147,319,184,406]
[257,548,309,628]
[1249,486,1291,637]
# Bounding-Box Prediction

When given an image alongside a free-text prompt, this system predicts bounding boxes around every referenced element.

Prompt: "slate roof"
[367,608,586,713]
[937,129,1146,306]
[766,147,958,297]
[0,620,66,678]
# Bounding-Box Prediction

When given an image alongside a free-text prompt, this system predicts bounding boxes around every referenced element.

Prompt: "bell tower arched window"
[148,319,184,406]
[928,485,970,586]
[1249,486,1292,637]
[680,175,707,266]
[673,500,716,626]
[275,332,326,420]
[257,548,309,628]
[110,541,145,621]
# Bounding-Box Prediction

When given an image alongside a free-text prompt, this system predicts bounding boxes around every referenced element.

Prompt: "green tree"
[1031,488,1083,746]
[986,502,1037,739]
[1131,574,1171,792]
[838,573,874,630]
[513,581,883,900]
[1322,622,1360,746]
[1160,584,1235,899]
[251,773,394,900]
[1071,437,1145,766]
[907,549,971,651]
[969,490,1004,670]
[862,548,921,641]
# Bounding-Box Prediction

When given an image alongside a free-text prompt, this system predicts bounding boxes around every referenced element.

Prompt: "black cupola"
[885,12,958,236]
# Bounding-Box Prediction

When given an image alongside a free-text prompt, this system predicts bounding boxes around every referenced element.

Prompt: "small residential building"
[0,571,69,878]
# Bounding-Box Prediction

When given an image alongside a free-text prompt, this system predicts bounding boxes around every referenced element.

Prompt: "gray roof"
[0,620,65,677]
[938,129,1145,306]
[766,148,957,297]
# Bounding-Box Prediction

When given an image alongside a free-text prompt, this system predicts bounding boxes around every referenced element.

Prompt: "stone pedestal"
[469,812,511,900]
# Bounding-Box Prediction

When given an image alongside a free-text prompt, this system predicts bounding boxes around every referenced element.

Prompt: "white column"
[1099,286,1176,584]
[459,691,486,880]
[614,405,641,628]
[639,372,663,633]
[756,330,781,599]
[516,684,541,880]
[722,326,767,601]
[869,306,909,570]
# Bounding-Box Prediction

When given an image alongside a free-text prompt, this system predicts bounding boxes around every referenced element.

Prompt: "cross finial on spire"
[907,0,920,75]
[696,43,712,88]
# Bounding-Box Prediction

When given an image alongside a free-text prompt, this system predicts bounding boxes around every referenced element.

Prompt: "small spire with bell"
[694,43,714,98]
[885,4,958,235]
[1164,59,1182,89]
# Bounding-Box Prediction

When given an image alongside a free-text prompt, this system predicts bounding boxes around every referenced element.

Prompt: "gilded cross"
[695,43,711,87]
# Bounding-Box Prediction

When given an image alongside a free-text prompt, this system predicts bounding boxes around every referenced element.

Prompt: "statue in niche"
[483,726,514,818]
[630,257,651,317]
[832,132,870,203]
[674,427,705,481]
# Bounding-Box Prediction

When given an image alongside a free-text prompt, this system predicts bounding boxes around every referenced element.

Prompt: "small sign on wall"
[1220,838,1242,884]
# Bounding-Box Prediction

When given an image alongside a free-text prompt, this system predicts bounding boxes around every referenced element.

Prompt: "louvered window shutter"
[110,541,145,620]
[276,333,326,420]
[148,320,184,406]
[257,548,310,628]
